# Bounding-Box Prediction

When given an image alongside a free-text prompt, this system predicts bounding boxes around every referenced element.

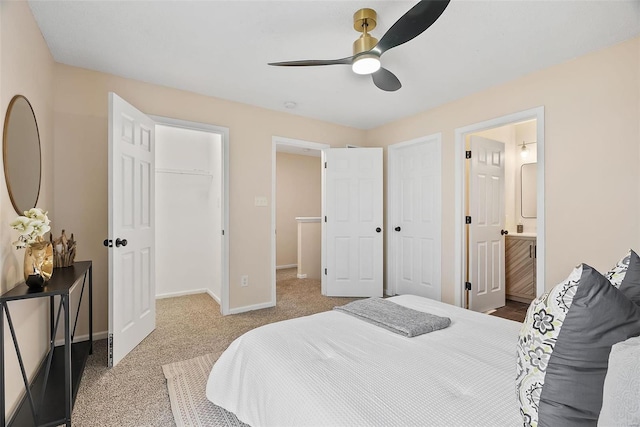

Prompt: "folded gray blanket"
[334,297,451,337]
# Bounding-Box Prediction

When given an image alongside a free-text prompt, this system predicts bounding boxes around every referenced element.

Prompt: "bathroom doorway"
[454,107,545,312]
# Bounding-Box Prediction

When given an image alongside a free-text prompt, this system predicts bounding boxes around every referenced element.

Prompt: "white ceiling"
[29,0,640,130]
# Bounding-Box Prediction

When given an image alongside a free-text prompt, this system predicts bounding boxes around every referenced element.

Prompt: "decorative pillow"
[605,251,631,288]
[517,266,581,427]
[598,336,640,426]
[516,264,640,427]
[618,250,640,305]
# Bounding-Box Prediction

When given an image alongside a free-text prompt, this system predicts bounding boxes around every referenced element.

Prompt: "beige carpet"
[71,269,360,426]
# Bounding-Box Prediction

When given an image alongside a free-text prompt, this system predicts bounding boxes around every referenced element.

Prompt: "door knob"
[115,238,128,247]
[375,227,382,233]
[103,239,113,247]
[501,230,509,235]
[395,226,401,232]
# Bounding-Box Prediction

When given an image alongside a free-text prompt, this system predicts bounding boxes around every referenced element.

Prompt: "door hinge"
[465,282,472,291]
[324,162,327,169]
[222,230,225,236]
[324,216,327,222]
[108,333,114,368]
[465,216,472,224]
[465,151,472,159]
[324,268,327,275]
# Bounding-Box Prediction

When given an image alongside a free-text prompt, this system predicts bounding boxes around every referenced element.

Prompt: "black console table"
[0,261,92,427]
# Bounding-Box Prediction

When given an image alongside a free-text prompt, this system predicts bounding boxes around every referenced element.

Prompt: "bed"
[206,295,522,426]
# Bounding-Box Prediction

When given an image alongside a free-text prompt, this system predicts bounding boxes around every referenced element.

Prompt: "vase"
[23,238,54,288]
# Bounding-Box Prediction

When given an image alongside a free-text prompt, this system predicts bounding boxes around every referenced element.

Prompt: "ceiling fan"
[268,0,451,92]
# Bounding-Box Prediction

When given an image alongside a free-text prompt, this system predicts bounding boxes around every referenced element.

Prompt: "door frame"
[453,106,545,308]
[271,136,330,304]
[387,133,442,297]
[151,115,230,315]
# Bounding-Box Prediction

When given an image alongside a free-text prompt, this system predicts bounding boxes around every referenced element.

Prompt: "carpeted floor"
[71,268,360,426]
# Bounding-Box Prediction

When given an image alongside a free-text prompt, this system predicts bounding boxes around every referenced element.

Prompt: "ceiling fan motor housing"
[353,8,377,32]
[353,8,378,56]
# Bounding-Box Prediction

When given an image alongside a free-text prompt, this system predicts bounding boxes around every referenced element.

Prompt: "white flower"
[10,208,51,249]
[10,217,35,235]
[25,208,51,225]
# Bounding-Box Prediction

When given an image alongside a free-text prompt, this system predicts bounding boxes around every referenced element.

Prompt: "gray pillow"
[619,249,640,305]
[538,264,640,427]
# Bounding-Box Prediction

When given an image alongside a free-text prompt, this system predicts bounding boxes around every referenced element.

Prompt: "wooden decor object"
[50,229,76,268]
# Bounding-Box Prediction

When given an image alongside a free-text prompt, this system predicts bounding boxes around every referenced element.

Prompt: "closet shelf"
[156,168,213,177]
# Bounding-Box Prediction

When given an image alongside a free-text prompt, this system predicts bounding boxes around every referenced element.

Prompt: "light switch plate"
[254,196,268,207]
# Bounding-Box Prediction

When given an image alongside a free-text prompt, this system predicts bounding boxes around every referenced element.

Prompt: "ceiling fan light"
[352,55,380,75]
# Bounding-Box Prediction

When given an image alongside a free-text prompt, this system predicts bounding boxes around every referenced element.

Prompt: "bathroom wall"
[515,121,537,233]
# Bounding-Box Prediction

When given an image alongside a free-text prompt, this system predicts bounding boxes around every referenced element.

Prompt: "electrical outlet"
[241,275,249,287]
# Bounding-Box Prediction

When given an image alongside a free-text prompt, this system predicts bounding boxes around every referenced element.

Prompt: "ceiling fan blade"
[372,0,450,56]
[268,57,353,67]
[371,68,402,92]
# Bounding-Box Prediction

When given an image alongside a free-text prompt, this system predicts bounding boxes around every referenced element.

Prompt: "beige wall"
[52,64,365,326]
[367,37,640,303]
[0,1,55,417]
[276,152,322,267]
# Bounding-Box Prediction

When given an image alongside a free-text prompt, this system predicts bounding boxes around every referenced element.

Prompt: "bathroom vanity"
[505,234,537,303]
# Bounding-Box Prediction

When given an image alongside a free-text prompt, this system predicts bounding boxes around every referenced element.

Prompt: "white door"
[108,93,156,367]
[468,136,506,312]
[388,136,441,300]
[323,148,383,297]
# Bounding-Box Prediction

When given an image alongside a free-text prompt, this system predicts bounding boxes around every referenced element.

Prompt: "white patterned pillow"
[516,266,582,427]
[598,336,640,426]
[517,264,640,427]
[606,250,631,288]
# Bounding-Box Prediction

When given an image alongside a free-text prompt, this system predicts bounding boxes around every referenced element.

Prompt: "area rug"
[162,353,247,427]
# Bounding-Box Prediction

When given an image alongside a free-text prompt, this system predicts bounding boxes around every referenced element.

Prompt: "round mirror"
[3,95,41,215]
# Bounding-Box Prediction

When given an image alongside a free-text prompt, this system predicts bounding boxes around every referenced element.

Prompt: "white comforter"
[206,295,522,426]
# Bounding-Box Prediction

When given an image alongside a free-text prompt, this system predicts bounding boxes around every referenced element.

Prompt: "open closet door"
[322,148,383,297]
[107,93,156,367]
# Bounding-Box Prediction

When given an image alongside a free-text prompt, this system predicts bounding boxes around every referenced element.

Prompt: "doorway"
[271,137,329,304]
[108,95,230,367]
[150,116,229,315]
[154,125,223,302]
[271,138,384,303]
[454,107,545,311]
[275,148,322,279]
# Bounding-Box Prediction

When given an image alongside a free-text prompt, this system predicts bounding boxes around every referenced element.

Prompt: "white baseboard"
[229,300,275,314]
[206,289,221,304]
[276,264,297,270]
[297,273,307,279]
[55,330,108,347]
[156,289,209,299]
